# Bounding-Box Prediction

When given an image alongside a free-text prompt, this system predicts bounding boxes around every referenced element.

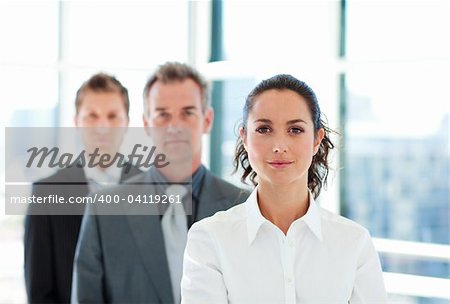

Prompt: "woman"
[181,74,387,303]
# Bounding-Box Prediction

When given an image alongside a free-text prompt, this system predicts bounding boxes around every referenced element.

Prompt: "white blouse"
[181,188,387,304]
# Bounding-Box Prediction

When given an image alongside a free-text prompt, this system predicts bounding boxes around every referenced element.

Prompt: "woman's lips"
[267,160,294,169]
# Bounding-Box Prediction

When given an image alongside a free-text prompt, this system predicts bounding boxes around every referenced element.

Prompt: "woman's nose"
[272,143,288,153]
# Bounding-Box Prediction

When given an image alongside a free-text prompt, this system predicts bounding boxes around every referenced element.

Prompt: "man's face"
[143,79,213,172]
[75,90,129,159]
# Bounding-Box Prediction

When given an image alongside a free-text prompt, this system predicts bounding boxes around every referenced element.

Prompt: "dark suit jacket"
[24,165,141,304]
[72,169,249,303]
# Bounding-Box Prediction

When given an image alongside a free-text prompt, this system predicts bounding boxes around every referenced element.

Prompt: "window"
[341,0,450,302]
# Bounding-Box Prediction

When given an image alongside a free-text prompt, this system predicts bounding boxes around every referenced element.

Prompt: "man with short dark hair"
[24,73,141,303]
[72,62,248,303]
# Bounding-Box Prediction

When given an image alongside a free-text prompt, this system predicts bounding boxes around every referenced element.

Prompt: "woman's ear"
[239,126,247,150]
[313,128,325,155]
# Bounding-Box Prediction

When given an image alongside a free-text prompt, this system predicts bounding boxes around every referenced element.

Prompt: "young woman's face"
[240,89,324,187]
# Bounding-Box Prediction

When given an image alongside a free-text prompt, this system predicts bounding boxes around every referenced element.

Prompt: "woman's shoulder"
[318,207,370,238]
[190,203,247,234]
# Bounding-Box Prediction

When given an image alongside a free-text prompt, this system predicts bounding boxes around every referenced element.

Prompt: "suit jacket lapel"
[119,163,142,182]
[125,171,173,303]
[64,166,90,195]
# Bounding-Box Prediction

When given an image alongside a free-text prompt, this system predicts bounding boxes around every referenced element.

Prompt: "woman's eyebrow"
[287,119,307,125]
[253,118,272,124]
[253,118,308,124]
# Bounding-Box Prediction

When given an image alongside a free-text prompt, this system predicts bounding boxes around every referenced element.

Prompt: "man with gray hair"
[72,62,248,303]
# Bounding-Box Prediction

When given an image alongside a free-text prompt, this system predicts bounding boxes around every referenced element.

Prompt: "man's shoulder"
[91,171,148,196]
[207,173,241,193]
[122,170,147,184]
[120,163,143,181]
[34,166,85,184]
[33,162,142,185]
[203,170,250,199]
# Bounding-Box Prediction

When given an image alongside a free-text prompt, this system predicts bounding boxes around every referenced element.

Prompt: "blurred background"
[1,0,449,303]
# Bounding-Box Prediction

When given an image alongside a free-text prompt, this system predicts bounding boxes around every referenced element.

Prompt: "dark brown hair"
[233,74,335,199]
[75,73,129,116]
[142,62,209,114]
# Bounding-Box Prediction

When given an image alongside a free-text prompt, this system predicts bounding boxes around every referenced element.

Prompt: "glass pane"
[0,67,57,303]
[347,0,450,60]
[0,1,58,64]
[343,65,450,282]
[0,215,26,304]
[223,0,335,62]
[0,67,58,127]
[210,78,256,183]
[344,65,450,244]
[380,253,449,279]
[65,1,188,68]
[342,66,450,244]
[388,294,449,304]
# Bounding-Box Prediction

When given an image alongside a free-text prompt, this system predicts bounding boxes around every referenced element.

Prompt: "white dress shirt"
[181,188,387,304]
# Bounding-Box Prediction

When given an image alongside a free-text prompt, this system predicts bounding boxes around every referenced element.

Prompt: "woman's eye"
[256,126,271,134]
[289,127,304,134]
